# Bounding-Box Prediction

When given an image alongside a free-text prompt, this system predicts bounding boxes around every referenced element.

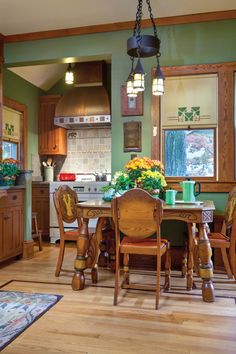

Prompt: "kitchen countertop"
[32,181,50,185]
[0,185,26,190]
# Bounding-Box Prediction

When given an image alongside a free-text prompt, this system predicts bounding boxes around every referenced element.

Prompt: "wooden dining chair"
[53,185,97,281]
[207,186,236,279]
[111,188,171,310]
[32,212,43,251]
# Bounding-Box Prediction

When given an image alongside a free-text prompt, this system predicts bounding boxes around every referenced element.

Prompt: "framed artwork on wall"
[121,85,143,116]
[123,121,142,152]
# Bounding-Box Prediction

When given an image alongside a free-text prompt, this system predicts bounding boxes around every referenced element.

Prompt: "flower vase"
[103,188,115,202]
[2,175,16,186]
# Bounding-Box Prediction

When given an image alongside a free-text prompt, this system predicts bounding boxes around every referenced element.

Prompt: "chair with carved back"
[111,188,171,310]
[207,186,236,279]
[53,185,98,281]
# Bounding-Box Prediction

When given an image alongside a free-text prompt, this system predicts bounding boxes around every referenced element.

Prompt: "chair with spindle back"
[53,185,98,282]
[111,188,171,310]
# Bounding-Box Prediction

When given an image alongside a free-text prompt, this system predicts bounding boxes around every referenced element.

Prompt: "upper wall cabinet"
[38,95,67,155]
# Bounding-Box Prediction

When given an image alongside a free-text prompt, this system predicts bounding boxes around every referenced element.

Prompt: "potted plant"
[101,157,167,200]
[0,158,20,186]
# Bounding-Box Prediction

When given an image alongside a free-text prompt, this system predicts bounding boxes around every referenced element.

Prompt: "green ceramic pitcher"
[180,179,201,202]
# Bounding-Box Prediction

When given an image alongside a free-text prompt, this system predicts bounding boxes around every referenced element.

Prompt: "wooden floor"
[0,243,236,354]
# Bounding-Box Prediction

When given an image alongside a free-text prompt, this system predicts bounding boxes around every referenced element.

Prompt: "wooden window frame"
[2,97,28,169]
[151,62,236,193]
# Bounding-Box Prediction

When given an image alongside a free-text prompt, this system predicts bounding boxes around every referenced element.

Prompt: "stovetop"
[49,181,108,193]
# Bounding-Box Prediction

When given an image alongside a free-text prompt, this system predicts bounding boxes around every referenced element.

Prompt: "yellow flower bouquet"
[102,157,167,200]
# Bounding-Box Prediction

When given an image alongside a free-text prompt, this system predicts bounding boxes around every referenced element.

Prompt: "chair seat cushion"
[120,237,168,254]
[64,229,80,240]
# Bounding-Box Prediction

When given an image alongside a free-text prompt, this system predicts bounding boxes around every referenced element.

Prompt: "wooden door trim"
[3,96,28,169]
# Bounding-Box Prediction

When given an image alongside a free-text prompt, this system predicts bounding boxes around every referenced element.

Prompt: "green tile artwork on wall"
[178,106,200,122]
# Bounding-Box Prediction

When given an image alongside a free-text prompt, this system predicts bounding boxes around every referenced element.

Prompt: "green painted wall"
[3,19,236,231]
[3,69,43,241]
[3,68,43,168]
[4,19,236,175]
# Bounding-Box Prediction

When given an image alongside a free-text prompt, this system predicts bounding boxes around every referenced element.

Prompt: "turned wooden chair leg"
[164,243,171,290]
[229,241,236,280]
[221,248,233,279]
[55,239,66,277]
[38,231,43,251]
[114,250,120,306]
[156,255,161,310]
[123,253,130,285]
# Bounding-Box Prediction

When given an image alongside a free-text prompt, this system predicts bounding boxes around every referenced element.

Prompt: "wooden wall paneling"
[4,10,236,43]
[217,69,234,181]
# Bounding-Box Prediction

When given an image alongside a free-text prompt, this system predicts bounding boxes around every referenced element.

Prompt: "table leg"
[198,223,215,302]
[72,218,89,290]
[186,223,195,290]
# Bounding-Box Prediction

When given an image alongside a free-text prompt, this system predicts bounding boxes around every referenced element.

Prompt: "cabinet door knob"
[12,195,18,200]
[3,215,10,220]
[53,145,57,150]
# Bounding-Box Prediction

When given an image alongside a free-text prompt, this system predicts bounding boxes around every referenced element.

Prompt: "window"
[151,62,236,192]
[1,98,27,169]
[2,106,21,161]
[161,74,217,180]
[2,141,18,160]
[164,129,215,177]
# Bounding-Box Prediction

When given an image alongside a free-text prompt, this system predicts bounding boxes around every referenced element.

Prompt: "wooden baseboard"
[23,240,34,260]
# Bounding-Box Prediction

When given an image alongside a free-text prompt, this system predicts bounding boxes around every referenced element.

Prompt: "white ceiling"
[1,0,235,91]
[0,0,235,35]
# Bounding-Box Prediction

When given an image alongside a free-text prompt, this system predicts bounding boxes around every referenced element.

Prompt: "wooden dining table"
[73,199,216,302]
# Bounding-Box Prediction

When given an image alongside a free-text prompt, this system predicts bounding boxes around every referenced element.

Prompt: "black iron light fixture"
[65,63,74,85]
[126,0,164,97]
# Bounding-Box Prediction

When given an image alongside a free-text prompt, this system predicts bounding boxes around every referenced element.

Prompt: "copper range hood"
[54,61,111,129]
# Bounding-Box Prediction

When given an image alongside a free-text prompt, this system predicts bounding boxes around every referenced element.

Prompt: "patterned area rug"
[0,291,62,351]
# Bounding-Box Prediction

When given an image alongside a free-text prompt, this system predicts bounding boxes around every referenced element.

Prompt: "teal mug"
[165,190,178,205]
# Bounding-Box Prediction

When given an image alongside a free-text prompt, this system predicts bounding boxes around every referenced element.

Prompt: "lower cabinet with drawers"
[32,183,49,240]
[0,188,24,262]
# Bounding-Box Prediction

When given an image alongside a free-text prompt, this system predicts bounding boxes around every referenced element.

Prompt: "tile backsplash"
[52,128,111,177]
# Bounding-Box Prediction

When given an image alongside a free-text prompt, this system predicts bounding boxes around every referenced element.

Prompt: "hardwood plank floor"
[0,243,236,354]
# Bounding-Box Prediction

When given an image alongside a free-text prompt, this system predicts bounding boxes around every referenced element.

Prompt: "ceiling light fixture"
[65,63,74,85]
[125,0,164,97]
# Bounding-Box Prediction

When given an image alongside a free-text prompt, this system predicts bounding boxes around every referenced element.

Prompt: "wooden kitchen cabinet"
[38,95,67,155]
[32,183,49,240]
[0,189,24,262]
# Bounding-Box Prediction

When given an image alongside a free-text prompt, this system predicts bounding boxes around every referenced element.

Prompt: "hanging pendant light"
[152,56,164,96]
[65,63,74,85]
[133,57,145,92]
[125,0,164,96]
[126,57,138,97]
